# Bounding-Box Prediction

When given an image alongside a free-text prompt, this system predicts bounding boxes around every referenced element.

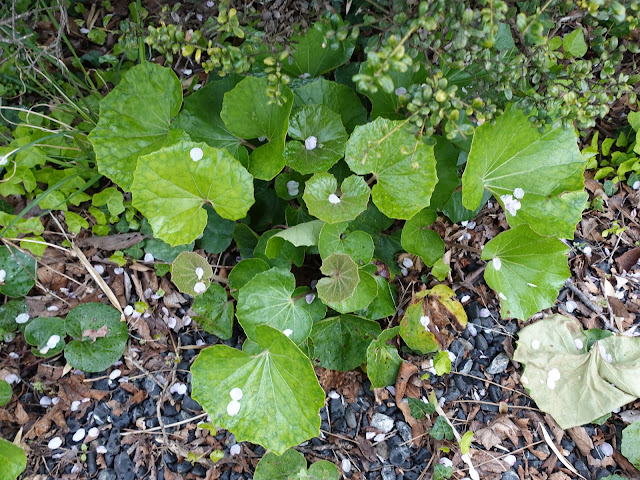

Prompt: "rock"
[486,353,510,375]
[395,421,412,443]
[375,441,390,461]
[97,469,117,480]
[142,377,161,398]
[345,407,357,429]
[106,428,121,455]
[111,412,130,428]
[92,404,112,426]
[329,397,345,419]
[475,334,489,352]
[163,403,179,417]
[87,451,98,476]
[181,396,202,411]
[389,445,411,466]
[175,461,193,474]
[502,472,519,480]
[381,466,396,480]
[114,451,134,480]
[371,413,394,433]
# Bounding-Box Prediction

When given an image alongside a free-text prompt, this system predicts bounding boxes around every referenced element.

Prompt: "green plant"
[0,437,26,480]
[253,448,339,480]
[622,422,640,470]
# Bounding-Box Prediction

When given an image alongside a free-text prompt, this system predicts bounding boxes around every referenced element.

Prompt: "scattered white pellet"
[47,305,59,312]
[193,282,207,294]
[402,257,413,268]
[8,352,19,360]
[73,428,86,442]
[328,391,340,400]
[499,292,507,300]
[143,253,154,263]
[47,335,61,349]
[114,267,124,275]
[342,458,352,473]
[15,313,30,324]
[479,308,491,317]
[493,258,502,271]
[373,433,386,442]
[80,27,90,34]
[565,300,577,313]
[167,317,177,329]
[305,293,315,304]
[170,383,188,395]
[109,369,121,381]
[227,400,241,416]
[230,444,242,455]
[439,458,453,468]
[547,368,561,390]
[531,340,540,350]
[420,316,430,328]
[328,193,341,204]
[93,264,105,275]
[504,454,517,466]
[574,338,584,350]
[305,136,318,150]
[71,400,82,411]
[583,246,592,258]
[123,305,134,316]
[286,180,299,196]
[460,295,470,303]
[600,442,613,457]
[190,147,204,162]
[0,269,5,282]
[48,437,63,449]
[513,188,525,199]
[96,445,107,454]
[88,427,99,438]
[395,87,407,96]
[5,373,20,384]
[230,388,243,401]
[283,329,293,337]
[195,267,204,280]
[365,432,376,440]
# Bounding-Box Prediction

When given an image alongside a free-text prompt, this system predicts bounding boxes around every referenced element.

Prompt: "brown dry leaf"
[77,232,145,250]
[394,362,418,402]
[469,448,510,478]
[587,453,616,469]
[15,403,30,425]
[619,409,640,424]
[315,368,362,404]
[616,246,640,272]
[356,436,377,462]
[396,398,426,447]
[549,472,573,480]
[543,414,564,443]
[567,426,594,457]
[475,416,521,450]
[82,324,109,343]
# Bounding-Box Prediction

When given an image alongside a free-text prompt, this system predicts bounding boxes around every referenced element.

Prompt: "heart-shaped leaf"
[132,140,254,246]
[513,315,640,429]
[190,283,234,340]
[482,225,570,320]
[461,106,587,238]
[24,317,66,357]
[220,77,293,180]
[401,209,445,267]
[318,222,374,264]
[303,173,370,223]
[197,205,236,255]
[345,117,437,219]
[191,325,325,454]
[323,266,378,314]
[357,276,397,321]
[0,246,36,298]
[274,170,308,200]
[254,448,307,480]
[0,437,26,480]
[366,326,403,388]
[236,268,315,345]
[89,62,183,190]
[284,105,348,174]
[171,252,213,296]
[64,303,128,372]
[293,78,366,133]
[228,258,270,299]
[0,380,12,406]
[308,314,381,371]
[316,253,360,304]
[255,230,305,269]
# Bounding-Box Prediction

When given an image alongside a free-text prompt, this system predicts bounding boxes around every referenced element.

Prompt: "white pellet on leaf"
[0,269,5,282]
[531,340,540,350]
[493,258,502,271]
[547,368,561,390]
[193,282,207,294]
[227,399,241,416]
[420,316,430,328]
[143,253,154,263]
[15,313,29,324]
[190,147,204,162]
[328,193,341,204]
[195,267,204,280]
[47,335,60,349]
[305,136,318,150]
[574,338,584,350]
[499,292,507,300]
[230,388,243,400]
[305,293,315,304]
[513,187,525,199]
[283,329,293,337]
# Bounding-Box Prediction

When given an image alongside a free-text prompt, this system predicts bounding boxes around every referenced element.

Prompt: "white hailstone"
[342,459,352,473]
[0,269,5,282]
[230,444,242,456]
[47,305,59,312]
[447,350,456,362]
[52,397,61,405]
[466,220,477,229]
[40,396,52,407]
[170,383,188,395]
[504,454,517,466]
[40,346,50,355]
[583,246,592,258]
[305,293,316,304]
[633,180,640,190]
[196,339,205,347]
[143,253,154,263]
[479,308,491,317]
[93,264,105,275]
[227,399,241,416]
[402,257,414,268]
[9,352,19,360]
[184,315,192,326]
[4,373,20,384]
[195,267,204,280]
[283,329,293,337]
[230,388,243,401]
[328,390,340,400]
[190,147,204,162]
[574,338,584,350]
[123,305,134,316]
[48,437,63,449]
[565,300,578,313]
[114,267,124,275]
[499,292,507,300]
[258,136,266,142]
[461,295,470,303]
[183,68,193,76]
[206,0,214,6]
[328,193,341,204]
[298,72,311,79]
[492,258,502,271]
[373,433,386,442]
[80,27,90,34]
[193,282,207,294]
[420,315,431,329]
[531,340,540,350]
[395,87,407,96]
[386,386,396,396]
[439,458,453,468]
[167,317,177,329]
[600,442,614,457]
[521,375,529,385]
[71,400,81,411]
[365,431,376,440]
[109,369,121,381]
[599,343,613,363]
[96,445,107,454]
[513,187,525,199]
[73,428,86,442]
[286,180,300,196]
[500,194,521,216]
[400,267,408,276]
[88,427,99,438]
[47,335,61,349]
[527,283,537,288]
[467,324,477,337]
[15,313,29,324]
[305,136,318,151]
[547,368,561,390]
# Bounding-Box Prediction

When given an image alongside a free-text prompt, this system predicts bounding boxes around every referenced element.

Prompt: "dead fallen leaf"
[82,324,109,343]
[567,426,594,457]
[394,362,418,403]
[616,246,640,272]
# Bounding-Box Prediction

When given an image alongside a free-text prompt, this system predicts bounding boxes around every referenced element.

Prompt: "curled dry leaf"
[82,325,109,343]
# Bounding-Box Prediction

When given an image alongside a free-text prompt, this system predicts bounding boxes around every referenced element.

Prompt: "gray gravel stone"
[345,407,357,429]
[395,421,412,443]
[375,441,390,461]
[114,451,134,480]
[371,413,394,433]
[97,470,117,480]
[381,466,396,480]
[389,445,411,466]
[486,353,510,375]
[502,472,519,480]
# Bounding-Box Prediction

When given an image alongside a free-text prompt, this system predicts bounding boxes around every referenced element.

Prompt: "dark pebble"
[381,466,396,480]
[574,460,590,479]
[87,451,98,476]
[502,472,519,480]
[389,445,411,466]
[114,451,135,480]
[395,421,412,443]
[329,398,345,419]
[112,412,131,429]
[163,404,179,417]
[162,451,177,465]
[345,407,357,429]
[179,333,193,345]
[454,375,472,396]
[94,378,110,391]
[143,398,156,416]
[112,388,129,404]
[333,418,347,432]
[93,404,112,426]
[181,396,202,411]
[488,384,502,403]
[192,465,206,476]
[131,406,144,422]
[475,335,489,352]
[66,418,81,432]
[106,428,121,455]
[104,453,115,468]
[175,461,193,474]
[97,469,117,480]
[143,377,162,398]
[444,387,461,402]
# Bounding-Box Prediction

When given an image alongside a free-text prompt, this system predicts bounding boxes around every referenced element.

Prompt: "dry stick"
[454,399,540,411]
[564,279,603,314]
[121,412,208,436]
[444,240,483,256]
[451,371,532,399]
[319,429,360,445]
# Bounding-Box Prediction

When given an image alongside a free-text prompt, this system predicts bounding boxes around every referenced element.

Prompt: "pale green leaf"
[401,209,445,266]
[191,283,234,340]
[65,211,89,234]
[460,431,474,455]
[563,28,588,58]
[191,325,325,454]
[345,117,437,219]
[318,222,374,264]
[265,220,325,259]
[171,252,213,296]
[303,173,370,223]
[92,187,125,216]
[254,449,306,480]
[0,299,27,336]
[461,106,587,238]
[0,380,12,407]
[366,326,402,388]
[284,105,348,174]
[228,258,270,299]
[0,246,36,298]
[254,230,305,269]
[323,266,377,314]
[131,140,254,246]
[513,315,640,429]
[316,253,359,304]
[197,205,236,254]
[89,62,182,190]
[434,350,452,375]
[482,225,570,320]
[357,275,397,321]
[622,423,640,469]
[0,437,26,480]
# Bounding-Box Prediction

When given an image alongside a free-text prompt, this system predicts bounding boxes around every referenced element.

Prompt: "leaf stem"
[443,240,482,256]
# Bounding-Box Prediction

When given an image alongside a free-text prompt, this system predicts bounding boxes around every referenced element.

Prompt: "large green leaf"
[323,266,377,314]
[0,380,11,407]
[220,77,293,180]
[228,258,270,299]
[303,173,370,223]
[131,140,254,246]
[430,136,462,211]
[316,253,360,304]
[191,325,325,454]
[357,276,397,321]
[293,78,366,132]
[318,222,374,264]
[622,423,640,469]
[366,326,402,388]
[190,283,234,340]
[0,437,26,480]
[89,62,182,190]
[265,220,325,259]
[345,117,437,219]
[24,317,66,357]
[236,268,315,345]
[308,315,381,371]
[284,105,348,174]
[197,205,236,255]
[461,106,587,238]
[482,225,570,320]
[64,303,128,372]
[0,246,36,298]
[513,315,640,429]
[172,75,247,160]
[255,230,305,269]
[401,209,445,266]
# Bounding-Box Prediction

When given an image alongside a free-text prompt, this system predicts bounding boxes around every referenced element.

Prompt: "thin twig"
[564,279,603,314]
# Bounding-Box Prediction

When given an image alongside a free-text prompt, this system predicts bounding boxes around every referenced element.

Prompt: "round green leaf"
[88,62,183,190]
[64,303,128,373]
[316,253,359,304]
[284,105,347,174]
[236,268,314,345]
[324,267,377,314]
[0,380,12,407]
[265,220,325,259]
[318,222,374,264]
[191,325,325,455]
[366,326,402,388]
[401,209,444,267]
[345,117,437,219]
[0,299,27,336]
[0,246,36,297]
[0,437,26,480]
[461,106,587,239]
[228,258,271,299]
[24,317,66,358]
[254,448,306,480]
[293,78,366,133]
[171,252,213,296]
[307,460,340,480]
[309,315,381,371]
[190,283,234,340]
[357,275,397,321]
[622,423,640,469]
[220,76,293,180]
[303,173,370,224]
[275,170,308,200]
[482,224,570,320]
[132,140,254,246]
[254,230,305,269]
